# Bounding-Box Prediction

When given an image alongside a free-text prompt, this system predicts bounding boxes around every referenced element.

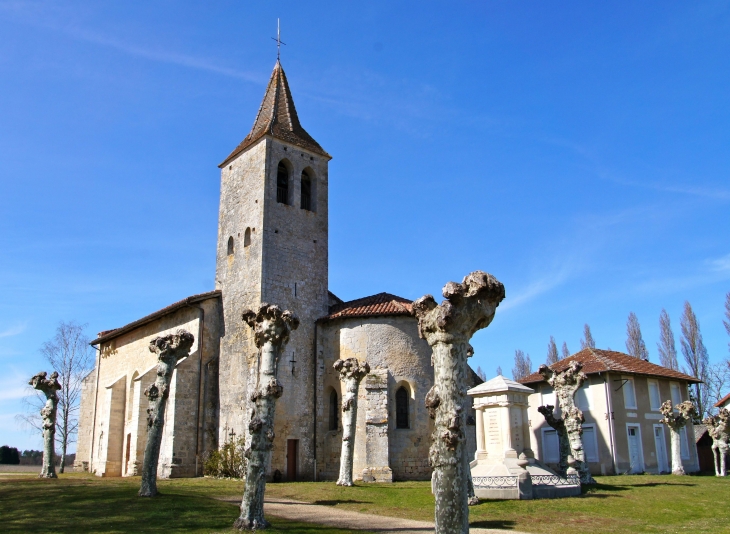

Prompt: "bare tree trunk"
[413,271,505,534]
[660,400,696,476]
[59,403,69,474]
[29,371,62,479]
[334,358,370,487]
[139,330,195,497]
[538,361,594,484]
[235,304,299,531]
[464,445,478,506]
[537,405,570,476]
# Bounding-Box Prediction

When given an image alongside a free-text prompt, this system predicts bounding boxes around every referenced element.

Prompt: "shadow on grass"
[312,500,373,506]
[471,519,518,529]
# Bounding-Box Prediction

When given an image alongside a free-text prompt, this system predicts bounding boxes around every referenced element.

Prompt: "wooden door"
[124,434,131,474]
[286,439,298,481]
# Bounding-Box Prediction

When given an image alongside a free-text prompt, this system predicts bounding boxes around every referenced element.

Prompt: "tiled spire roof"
[220,61,330,167]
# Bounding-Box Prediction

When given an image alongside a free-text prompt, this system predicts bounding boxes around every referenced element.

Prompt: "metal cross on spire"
[272,18,286,61]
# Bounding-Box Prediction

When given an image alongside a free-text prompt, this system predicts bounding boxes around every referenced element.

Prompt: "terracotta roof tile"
[519,348,701,385]
[220,61,330,167]
[90,290,221,346]
[322,292,413,321]
[715,392,730,408]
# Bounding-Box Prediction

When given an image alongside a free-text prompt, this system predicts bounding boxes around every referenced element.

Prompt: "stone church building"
[75,60,479,482]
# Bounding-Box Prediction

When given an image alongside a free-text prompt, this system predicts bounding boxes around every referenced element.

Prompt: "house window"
[301,170,312,211]
[576,383,592,411]
[328,390,338,431]
[622,377,637,409]
[227,236,234,256]
[244,227,251,247]
[670,382,682,406]
[680,427,690,459]
[648,380,661,411]
[542,386,559,415]
[582,424,599,462]
[277,162,289,205]
[542,428,560,463]
[396,386,409,429]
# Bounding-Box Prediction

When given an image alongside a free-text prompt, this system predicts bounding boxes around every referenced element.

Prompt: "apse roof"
[322,292,414,321]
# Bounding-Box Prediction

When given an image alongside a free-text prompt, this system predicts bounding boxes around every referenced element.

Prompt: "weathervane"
[272,18,286,61]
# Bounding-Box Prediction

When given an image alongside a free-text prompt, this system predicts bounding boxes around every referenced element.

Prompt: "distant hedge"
[0,445,20,464]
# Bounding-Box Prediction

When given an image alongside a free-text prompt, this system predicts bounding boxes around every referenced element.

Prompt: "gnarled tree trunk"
[660,400,696,476]
[538,361,594,484]
[139,330,194,497]
[413,271,505,534]
[334,358,370,487]
[537,404,570,476]
[703,409,729,476]
[235,304,299,531]
[29,371,62,479]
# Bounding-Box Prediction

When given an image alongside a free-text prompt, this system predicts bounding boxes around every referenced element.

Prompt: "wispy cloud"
[0,385,28,401]
[708,253,730,273]
[500,265,576,312]
[0,1,263,83]
[0,323,26,338]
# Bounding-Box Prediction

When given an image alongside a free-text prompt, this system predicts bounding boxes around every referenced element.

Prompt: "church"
[75,60,480,482]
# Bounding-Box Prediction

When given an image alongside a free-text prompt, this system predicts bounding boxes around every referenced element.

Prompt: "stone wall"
[76,296,221,478]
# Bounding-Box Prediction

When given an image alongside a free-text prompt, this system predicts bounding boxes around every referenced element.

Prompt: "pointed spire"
[220,62,330,167]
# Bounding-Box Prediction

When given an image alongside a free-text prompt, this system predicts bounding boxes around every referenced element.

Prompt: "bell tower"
[215,60,331,479]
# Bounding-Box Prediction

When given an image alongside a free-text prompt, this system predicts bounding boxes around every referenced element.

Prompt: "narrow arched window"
[227,236,234,256]
[244,227,251,247]
[301,170,312,211]
[277,162,289,204]
[396,386,409,429]
[329,390,338,431]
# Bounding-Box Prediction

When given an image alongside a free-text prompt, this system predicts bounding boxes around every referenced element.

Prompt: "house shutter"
[576,384,592,410]
[543,429,559,463]
[670,383,682,406]
[583,426,598,462]
[680,427,690,459]
[648,381,661,411]
[623,378,637,409]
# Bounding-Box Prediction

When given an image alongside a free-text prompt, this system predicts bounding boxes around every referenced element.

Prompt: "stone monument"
[468,375,581,500]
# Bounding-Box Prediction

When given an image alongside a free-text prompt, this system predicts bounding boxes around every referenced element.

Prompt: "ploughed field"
[0,470,727,533]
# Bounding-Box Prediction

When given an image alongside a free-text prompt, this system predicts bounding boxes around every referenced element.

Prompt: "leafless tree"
[496,366,502,376]
[475,366,487,381]
[680,301,709,419]
[657,309,678,370]
[561,342,570,360]
[512,349,532,381]
[625,312,649,360]
[580,324,595,350]
[17,321,94,473]
[724,292,730,354]
[706,361,730,411]
[546,336,559,365]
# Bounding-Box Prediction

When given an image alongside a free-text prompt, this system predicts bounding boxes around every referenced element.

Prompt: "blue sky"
[1,1,729,451]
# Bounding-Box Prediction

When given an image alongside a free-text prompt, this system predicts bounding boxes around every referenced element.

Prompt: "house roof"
[321,292,413,322]
[518,348,701,385]
[90,290,221,346]
[715,392,730,408]
[694,424,709,444]
[219,61,330,167]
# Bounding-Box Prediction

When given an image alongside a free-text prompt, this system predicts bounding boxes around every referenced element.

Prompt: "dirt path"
[223,496,531,534]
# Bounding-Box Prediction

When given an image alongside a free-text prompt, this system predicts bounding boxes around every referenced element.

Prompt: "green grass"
[261,475,730,533]
[0,474,356,533]
[1,473,729,533]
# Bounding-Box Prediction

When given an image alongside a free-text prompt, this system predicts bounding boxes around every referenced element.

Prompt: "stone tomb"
[468,376,580,499]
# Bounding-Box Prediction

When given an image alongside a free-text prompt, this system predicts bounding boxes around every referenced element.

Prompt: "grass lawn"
[1,472,729,533]
[0,473,355,533]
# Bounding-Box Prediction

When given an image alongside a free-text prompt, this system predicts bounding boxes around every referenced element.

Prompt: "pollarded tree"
[546,336,559,365]
[625,312,649,360]
[512,350,532,381]
[703,409,729,477]
[580,324,595,350]
[29,371,61,478]
[660,400,696,475]
[139,330,195,497]
[680,301,709,419]
[334,357,370,487]
[537,404,570,476]
[414,270,505,534]
[657,309,678,370]
[235,304,299,531]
